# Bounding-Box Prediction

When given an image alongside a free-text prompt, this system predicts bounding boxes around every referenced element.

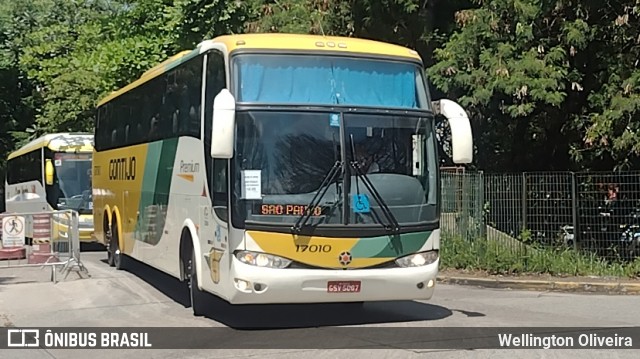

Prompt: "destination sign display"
[256,204,329,216]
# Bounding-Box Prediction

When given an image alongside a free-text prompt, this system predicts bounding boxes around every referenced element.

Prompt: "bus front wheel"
[186,248,207,316]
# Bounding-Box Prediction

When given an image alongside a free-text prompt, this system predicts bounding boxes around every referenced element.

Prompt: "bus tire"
[112,218,127,270]
[106,235,115,267]
[187,248,206,316]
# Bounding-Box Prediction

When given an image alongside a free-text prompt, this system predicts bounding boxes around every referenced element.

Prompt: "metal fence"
[441,170,640,262]
[0,209,88,282]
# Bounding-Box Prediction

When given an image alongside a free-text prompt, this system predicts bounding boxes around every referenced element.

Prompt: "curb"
[436,276,640,295]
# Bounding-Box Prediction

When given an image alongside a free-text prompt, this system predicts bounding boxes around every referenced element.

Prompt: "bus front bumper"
[223,258,439,305]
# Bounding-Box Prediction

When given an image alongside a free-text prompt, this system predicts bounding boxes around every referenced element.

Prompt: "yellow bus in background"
[4,133,96,243]
[92,33,473,316]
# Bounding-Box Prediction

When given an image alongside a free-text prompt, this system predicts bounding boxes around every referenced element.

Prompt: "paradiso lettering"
[260,204,324,216]
[109,157,136,180]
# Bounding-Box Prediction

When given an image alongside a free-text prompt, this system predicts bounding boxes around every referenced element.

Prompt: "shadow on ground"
[101,255,463,329]
[80,242,106,252]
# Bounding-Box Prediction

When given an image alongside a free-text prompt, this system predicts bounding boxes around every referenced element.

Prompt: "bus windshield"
[231,110,438,233]
[52,152,93,214]
[232,53,431,109]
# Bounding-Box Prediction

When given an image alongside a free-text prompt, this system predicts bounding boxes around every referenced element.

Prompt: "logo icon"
[351,194,370,214]
[4,217,22,235]
[7,329,40,347]
[338,251,352,266]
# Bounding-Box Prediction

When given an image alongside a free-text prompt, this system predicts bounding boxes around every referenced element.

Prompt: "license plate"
[327,281,361,293]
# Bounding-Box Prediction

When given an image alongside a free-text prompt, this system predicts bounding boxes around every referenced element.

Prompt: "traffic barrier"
[0,209,88,283]
[28,242,58,265]
[0,213,27,260]
[0,247,26,260]
[33,213,51,243]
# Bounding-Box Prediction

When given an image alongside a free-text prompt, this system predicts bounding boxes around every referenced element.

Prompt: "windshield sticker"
[352,194,371,213]
[241,170,262,200]
[54,159,62,167]
[329,113,340,127]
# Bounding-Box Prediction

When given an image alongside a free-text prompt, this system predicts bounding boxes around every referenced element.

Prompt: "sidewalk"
[437,268,640,294]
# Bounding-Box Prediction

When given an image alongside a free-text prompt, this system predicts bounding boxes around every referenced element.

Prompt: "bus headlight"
[236,251,292,269]
[395,251,439,268]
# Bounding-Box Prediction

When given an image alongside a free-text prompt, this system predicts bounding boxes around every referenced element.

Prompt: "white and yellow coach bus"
[4,133,96,242]
[92,33,473,315]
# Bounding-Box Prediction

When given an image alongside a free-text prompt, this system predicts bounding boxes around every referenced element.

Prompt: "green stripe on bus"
[135,139,178,245]
[349,231,431,258]
[135,142,163,243]
[149,138,178,245]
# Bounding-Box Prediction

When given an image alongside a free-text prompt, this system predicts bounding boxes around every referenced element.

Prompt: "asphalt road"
[1,249,639,358]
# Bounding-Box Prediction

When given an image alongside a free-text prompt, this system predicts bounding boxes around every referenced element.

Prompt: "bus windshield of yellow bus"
[52,152,93,214]
[228,53,438,234]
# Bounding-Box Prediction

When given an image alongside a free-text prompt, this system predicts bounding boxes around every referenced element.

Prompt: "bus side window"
[125,124,131,144]
[7,149,43,186]
[172,110,179,133]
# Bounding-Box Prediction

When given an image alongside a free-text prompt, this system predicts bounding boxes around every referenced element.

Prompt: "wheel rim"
[187,256,197,306]
[188,258,194,285]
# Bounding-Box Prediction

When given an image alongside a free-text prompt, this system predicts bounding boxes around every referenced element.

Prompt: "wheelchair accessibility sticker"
[351,194,371,213]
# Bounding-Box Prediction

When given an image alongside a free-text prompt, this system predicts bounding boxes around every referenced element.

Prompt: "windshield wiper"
[349,136,400,233]
[291,160,343,234]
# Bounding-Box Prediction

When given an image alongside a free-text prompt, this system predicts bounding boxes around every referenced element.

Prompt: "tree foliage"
[0,0,639,175]
[430,0,640,171]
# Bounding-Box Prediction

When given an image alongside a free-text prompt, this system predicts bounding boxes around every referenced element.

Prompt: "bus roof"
[7,133,94,160]
[97,33,423,107]
[209,33,423,60]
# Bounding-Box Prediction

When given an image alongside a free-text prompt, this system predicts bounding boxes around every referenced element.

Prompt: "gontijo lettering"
[109,157,136,180]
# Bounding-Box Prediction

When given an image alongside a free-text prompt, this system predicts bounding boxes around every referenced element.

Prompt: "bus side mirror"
[210,89,236,159]
[45,159,55,185]
[432,99,473,164]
